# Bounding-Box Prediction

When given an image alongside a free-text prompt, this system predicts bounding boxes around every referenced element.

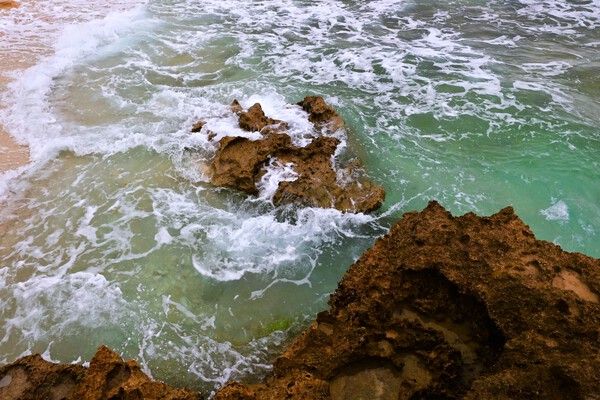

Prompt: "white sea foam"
[0,4,152,163]
[516,0,600,34]
[0,270,132,362]
[170,197,376,281]
[541,199,570,222]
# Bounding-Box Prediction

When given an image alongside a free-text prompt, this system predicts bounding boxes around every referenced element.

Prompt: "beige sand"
[0,0,144,174]
[0,25,31,174]
[0,131,28,173]
[1,2,31,173]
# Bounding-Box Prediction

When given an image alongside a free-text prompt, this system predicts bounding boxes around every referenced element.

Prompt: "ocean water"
[1,0,599,395]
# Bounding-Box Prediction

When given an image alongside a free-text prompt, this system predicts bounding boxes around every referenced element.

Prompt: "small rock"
[207,98,385,213]
[0,375,12,388]
[0,346,203,400]
[297,96,345,133]
[230,99,243,114]
[191,120,206,133]
[238,103,287,133]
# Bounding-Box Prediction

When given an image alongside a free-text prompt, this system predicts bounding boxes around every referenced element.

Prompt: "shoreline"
[0,12,30,174]
[0,0,146,175]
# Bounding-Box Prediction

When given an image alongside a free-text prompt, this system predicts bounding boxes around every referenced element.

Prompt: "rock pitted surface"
[0,345,202,400]
[196,96,385,213]
[297,96,345,133]
[214,201,600,399]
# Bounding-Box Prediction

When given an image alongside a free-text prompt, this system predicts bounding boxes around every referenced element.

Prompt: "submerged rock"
[214,201,600,399]
[0,346,202,400]
[200,96,385,213]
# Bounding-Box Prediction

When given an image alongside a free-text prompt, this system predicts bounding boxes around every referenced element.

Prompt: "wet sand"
[0,73,29,173]
[0,130,28,173]
[1,1,29,173]
[0,0,144,174]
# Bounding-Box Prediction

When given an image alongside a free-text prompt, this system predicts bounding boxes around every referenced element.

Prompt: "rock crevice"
[214,201,600,399]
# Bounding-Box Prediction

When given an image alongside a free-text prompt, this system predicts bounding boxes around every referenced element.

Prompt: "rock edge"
[195,96,385,213]
[0,345,202,400]
[214,201,600,399]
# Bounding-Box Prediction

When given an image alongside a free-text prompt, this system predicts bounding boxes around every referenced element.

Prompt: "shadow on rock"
[192,96,385,214]
[214,201,600,400]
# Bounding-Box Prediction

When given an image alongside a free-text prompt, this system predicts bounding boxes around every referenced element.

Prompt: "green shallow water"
[1,0,599,395]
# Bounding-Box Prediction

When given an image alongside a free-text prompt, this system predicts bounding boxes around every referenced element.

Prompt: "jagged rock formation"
[3,203,599,399]
[297,96,344,133]
[214,201,600,399]
[0,345,202,400]
[195,96,385,213]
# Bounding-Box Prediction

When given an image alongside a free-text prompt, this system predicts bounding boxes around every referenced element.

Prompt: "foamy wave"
[0,5,152,163]
[541,199,570,222]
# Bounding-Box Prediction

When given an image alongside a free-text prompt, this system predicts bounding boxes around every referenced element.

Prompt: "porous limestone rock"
[0,346,202,400]
[203,96,385,213]
[214,201,600,399]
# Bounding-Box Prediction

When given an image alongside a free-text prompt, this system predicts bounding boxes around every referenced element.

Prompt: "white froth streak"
[147,186,378,282]
[541,199,570,222]
[256,158,298,202]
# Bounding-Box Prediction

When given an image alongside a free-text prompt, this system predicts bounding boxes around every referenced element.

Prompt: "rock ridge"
[214,201,600,399]
[193,96,385,213]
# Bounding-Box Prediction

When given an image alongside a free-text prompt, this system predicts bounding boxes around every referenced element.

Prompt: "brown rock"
[209,131,384,213]
[273,137,385,212]
[238,103,287,133]
[191,120,206,133]
[0,353,86,400]
[207,98,385,213]
[214,201,600,399]
[210,133,293,195]
[230,99,243,114]
[0,346,203,400]
[0,1,19,9]
[297,96,345,133]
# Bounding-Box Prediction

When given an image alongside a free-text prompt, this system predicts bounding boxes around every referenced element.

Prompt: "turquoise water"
[1,0,599,395]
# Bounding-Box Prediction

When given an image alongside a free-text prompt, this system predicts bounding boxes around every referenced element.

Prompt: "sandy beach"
[0,130,28,173]
[0,2,29,173]
[0,0,143,174]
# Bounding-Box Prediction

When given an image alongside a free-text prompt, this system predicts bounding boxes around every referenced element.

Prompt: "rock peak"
[214,202,600,399]
[199,96,385,213]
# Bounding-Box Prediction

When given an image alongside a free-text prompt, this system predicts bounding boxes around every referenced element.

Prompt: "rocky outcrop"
[297,96,344,133]
[237,103,287,133]
[214,201,600,399]
[0,346,202,400]
[195,97,385,213]
[3,203,598,399]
